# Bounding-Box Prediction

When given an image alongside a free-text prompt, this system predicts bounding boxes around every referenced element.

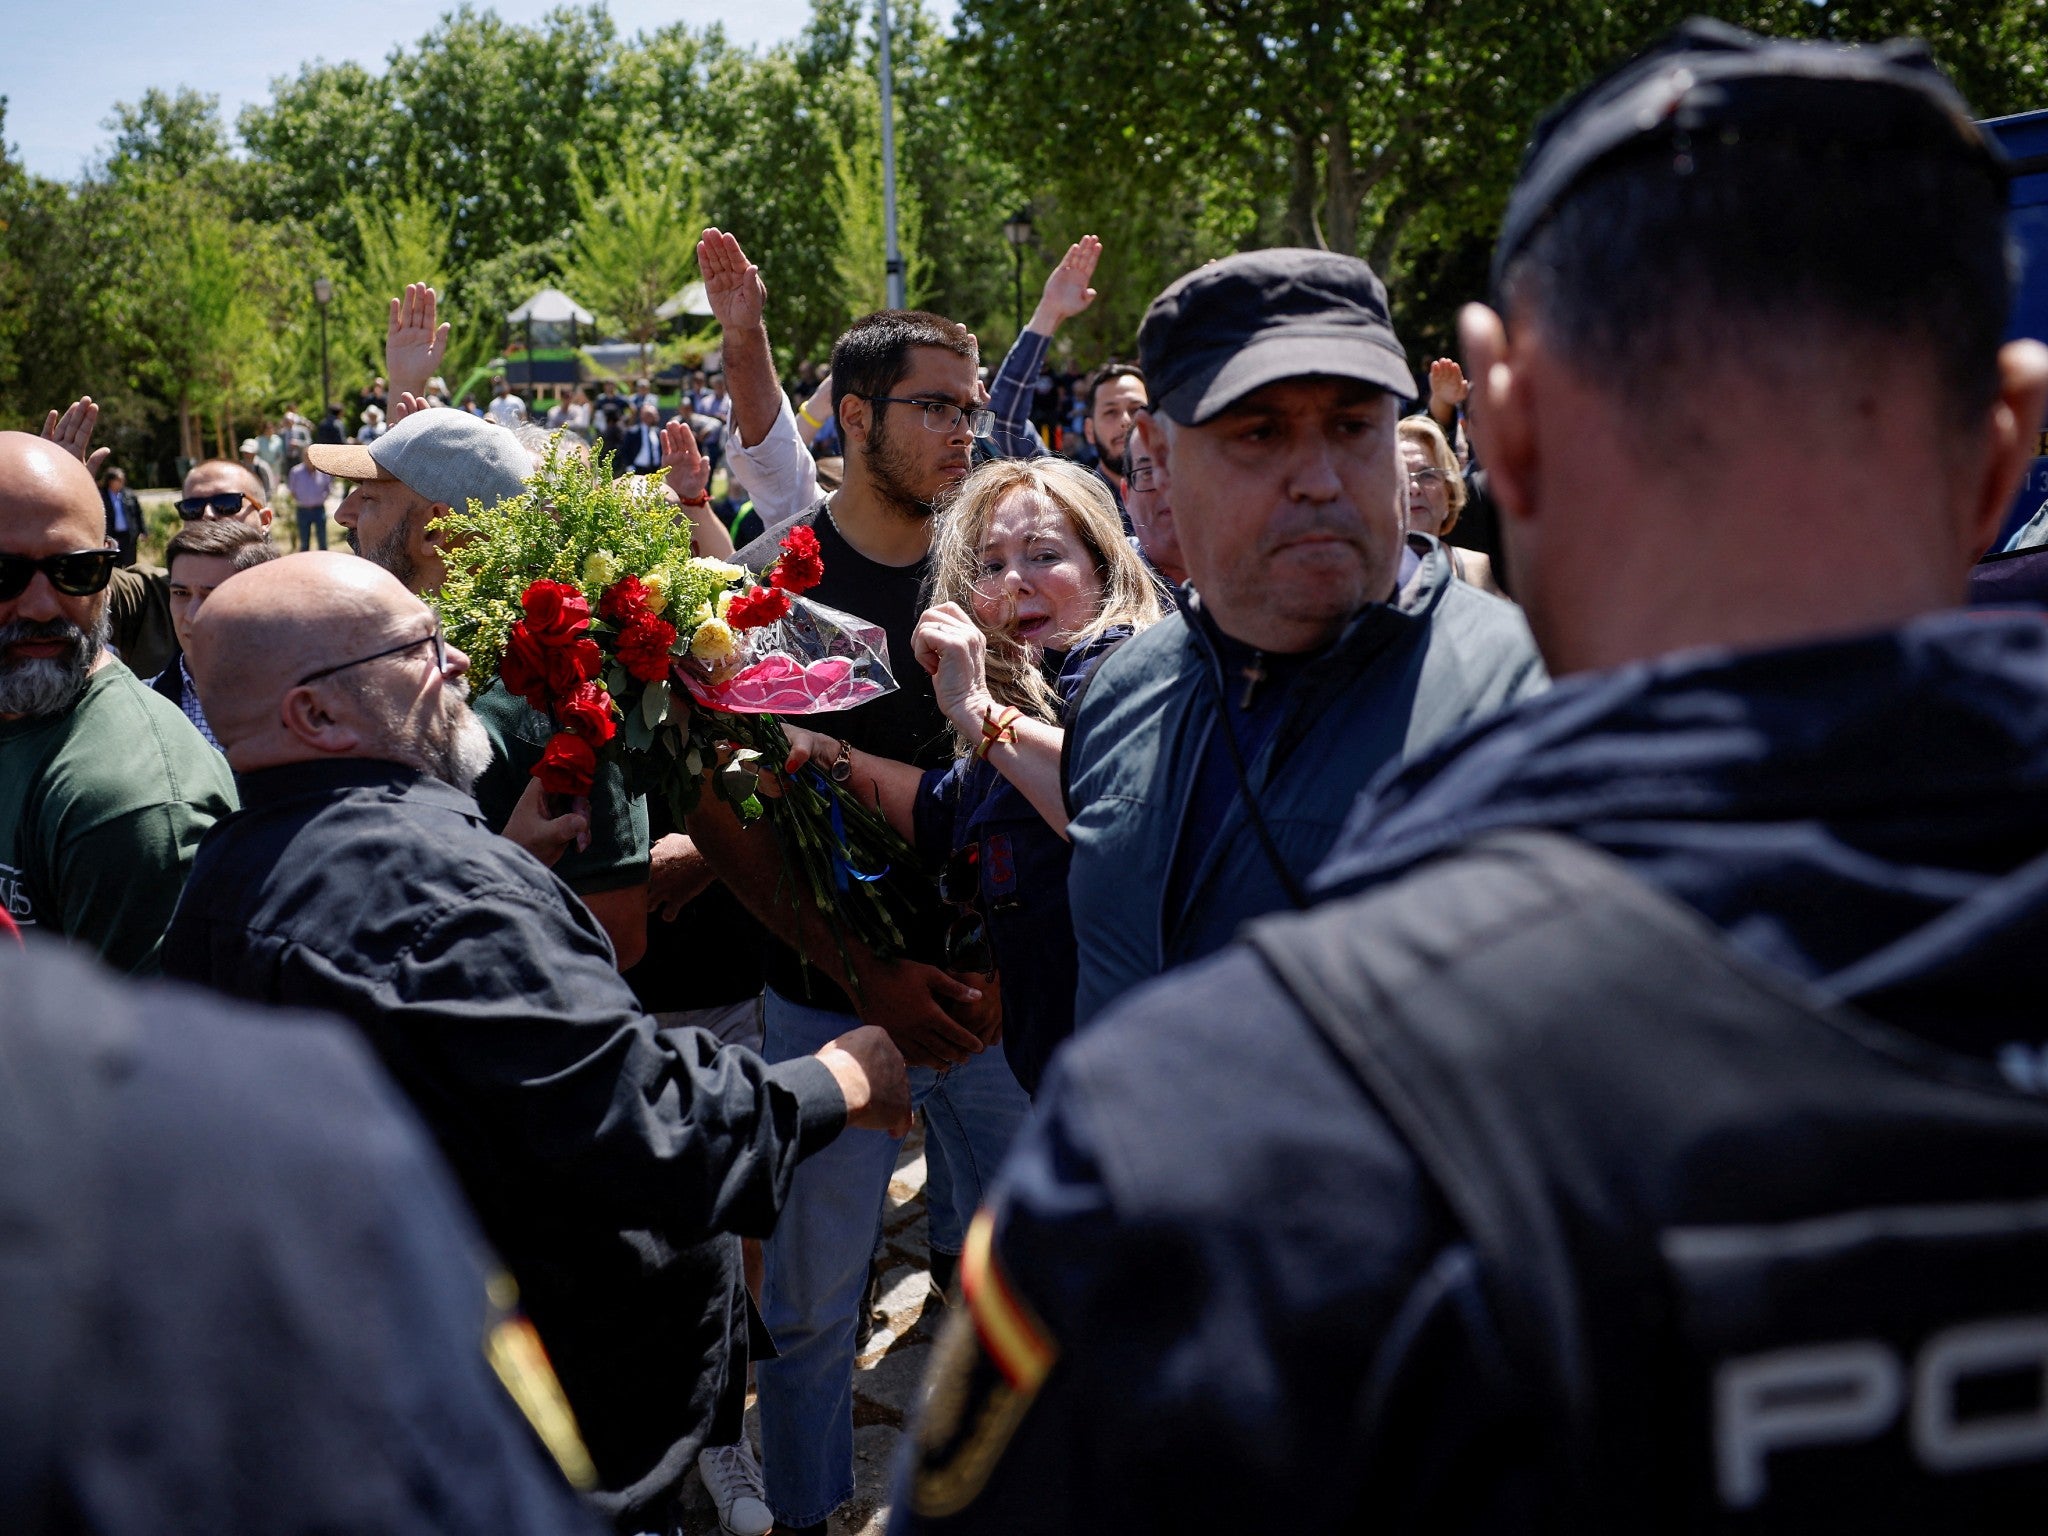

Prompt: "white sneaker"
[696,1440,774,1536]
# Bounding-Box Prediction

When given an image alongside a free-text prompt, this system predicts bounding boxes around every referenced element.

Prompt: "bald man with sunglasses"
[0,432,235,975]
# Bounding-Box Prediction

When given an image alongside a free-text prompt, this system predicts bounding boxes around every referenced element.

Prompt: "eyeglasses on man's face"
[1127,463,1158,492]
[176,492,257,520]
[0,548,119,602]
[866,396,996,439]
[294,626,450,688]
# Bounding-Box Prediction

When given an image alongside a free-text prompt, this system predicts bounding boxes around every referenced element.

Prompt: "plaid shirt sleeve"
[986,329,1051,461]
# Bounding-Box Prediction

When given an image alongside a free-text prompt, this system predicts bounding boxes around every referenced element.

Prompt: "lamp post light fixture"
[1002,208,1034,337]
[312,276,335,421]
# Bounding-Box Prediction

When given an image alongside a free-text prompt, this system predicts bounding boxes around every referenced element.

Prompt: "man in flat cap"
[896,21,2048,1532]
[1060,246,1545,1032]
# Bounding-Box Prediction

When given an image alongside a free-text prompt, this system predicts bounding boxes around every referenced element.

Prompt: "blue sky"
[7,0,956,182]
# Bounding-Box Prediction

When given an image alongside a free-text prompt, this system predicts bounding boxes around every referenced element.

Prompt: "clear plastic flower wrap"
[677,596,899,715]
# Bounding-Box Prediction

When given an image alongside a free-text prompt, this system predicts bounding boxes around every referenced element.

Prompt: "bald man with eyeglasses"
[0,431,235,975]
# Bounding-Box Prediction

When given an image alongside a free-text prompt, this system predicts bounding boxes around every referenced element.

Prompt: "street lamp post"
[1003,208,1034,337]
[877,0,905,310]
[312,276,334,418]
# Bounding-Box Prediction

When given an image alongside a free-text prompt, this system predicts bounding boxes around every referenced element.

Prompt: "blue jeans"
[756,987,1030,1526]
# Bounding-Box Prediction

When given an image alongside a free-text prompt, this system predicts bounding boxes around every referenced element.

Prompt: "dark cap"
[1494,18,2005,294]
[1138,248,1417,426]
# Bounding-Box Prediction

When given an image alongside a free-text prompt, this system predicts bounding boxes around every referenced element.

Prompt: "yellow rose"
[687,556,747,584]
[583,549,621,587]
[691,617,738,662]
[641,571,670,616]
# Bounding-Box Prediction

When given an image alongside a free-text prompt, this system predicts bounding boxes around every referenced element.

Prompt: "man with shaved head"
[163,551,912,1533]
[0,432,235,976]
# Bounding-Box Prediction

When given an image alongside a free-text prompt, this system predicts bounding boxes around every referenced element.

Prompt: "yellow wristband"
[799,404,822,429]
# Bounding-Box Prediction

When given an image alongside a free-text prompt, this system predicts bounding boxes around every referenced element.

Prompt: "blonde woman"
[1400,415,1503,595]
[786,457,1162,1093]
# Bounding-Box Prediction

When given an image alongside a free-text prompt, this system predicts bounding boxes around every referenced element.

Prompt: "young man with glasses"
[693,237,1032,1536]
[0,433,235,976]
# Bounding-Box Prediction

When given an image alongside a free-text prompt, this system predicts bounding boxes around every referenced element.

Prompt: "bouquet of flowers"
[435,446,920,964]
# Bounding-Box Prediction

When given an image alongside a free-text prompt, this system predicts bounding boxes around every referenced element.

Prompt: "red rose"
[521,579,590,642]
[617,615,678,683]
[500,622,555,710]
[556,681,617,746]
[599,576,651,626]
[533,731,597,797]
[769,525,824,593]
[727,584,791,630]
[541,634,604,698]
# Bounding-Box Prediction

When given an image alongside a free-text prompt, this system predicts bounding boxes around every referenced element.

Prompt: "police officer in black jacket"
[0,934,603,1536]
[895,22,2048,1533]
[162,552,911,1532]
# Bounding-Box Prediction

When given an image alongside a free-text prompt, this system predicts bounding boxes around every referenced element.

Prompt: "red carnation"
[521,579,591,642]
[769,525,824,593]
[500,622,555,711]
[617,614,679,683]
[556,681,617,746]
[533,731,597,797]
[727,584,792,630]
[599,576,652,626]
[541,634,604,699]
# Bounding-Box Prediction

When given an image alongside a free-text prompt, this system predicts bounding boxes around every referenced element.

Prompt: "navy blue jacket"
[0,938,601,1536]
[911,631,1131,1095]
[163,758,846,1526]
[891,609,2048,1533]
[1063,536,1546,1024]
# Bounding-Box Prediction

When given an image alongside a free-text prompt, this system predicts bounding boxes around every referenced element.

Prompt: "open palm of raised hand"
[661,419,710,501]
[1428,357,1469,408]
[1040,235,1102,325]
[41,397,109,477]
[386,284,450,397]
[697,228,766,332]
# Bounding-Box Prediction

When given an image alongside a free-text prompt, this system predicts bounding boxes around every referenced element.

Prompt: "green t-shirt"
[0,661,238,975]
[470,680,649,895]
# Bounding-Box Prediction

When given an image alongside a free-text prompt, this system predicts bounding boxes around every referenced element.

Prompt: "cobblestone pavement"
[676,1127,941,1535]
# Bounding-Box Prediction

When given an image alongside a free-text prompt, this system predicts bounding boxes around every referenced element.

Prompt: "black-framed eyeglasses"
[176,492,256,520]
[866,396,996,439]
[1407,468,1449,489]
[294,626,448,688]
[1127,463,1157,491]
[0,548,119,602]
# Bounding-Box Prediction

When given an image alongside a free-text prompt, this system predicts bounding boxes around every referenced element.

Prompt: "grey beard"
[0,609,109,717]
[369,681,492,796]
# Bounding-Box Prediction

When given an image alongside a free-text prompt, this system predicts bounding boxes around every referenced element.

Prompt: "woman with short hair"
[1400,415,1502,595]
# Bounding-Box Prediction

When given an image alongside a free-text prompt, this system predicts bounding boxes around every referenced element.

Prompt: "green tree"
[828,78,931,320]
[564,150,701,373]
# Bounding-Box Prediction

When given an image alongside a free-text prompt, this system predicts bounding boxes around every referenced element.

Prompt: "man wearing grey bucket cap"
[1059,246,1547,1030]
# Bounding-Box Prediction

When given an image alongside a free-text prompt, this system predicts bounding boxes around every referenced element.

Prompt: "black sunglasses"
[176,493,255,520]
[294,627,449,688]
[0,549,120,602]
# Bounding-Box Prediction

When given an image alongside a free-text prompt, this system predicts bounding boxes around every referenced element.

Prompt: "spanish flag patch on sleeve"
[909,1208,1060,1517]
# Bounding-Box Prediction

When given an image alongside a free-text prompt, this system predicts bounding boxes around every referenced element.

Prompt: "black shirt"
[162,757,844,1524]
[738,499,952,1011]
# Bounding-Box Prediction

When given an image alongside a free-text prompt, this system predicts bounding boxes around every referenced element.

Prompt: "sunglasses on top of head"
[0,549,120,602]
[176,492,255,520]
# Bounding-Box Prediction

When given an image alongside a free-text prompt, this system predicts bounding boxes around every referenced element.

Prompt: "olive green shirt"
[107,564,178,681]
[0,661,237,974]
[469,680,649,895]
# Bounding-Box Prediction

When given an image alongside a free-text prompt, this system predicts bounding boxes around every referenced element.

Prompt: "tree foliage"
[3,0,2044,481]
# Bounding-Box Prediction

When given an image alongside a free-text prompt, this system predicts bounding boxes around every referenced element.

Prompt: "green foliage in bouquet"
[433,441,727,683]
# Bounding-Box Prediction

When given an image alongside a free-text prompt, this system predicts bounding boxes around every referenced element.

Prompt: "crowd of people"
[6,19,2048,1536]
